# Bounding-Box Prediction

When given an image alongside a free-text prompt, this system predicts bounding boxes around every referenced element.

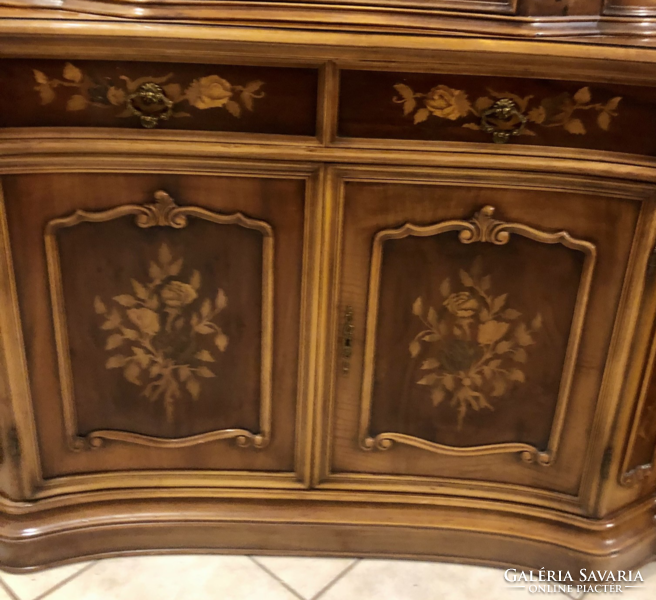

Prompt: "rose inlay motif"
[185,75,234,110]
[424,85,472,121]
[394,82,621,136]
[33,62,265,122]
[95,242,230,422]
[409,257,542,430]
[160,281,198,308]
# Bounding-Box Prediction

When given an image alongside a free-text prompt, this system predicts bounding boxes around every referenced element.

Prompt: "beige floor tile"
[319,559,572,600]
[587,560,656,599]
[0,583,15,600]
[43,555,299,600]
[252,556,355,599]
[0,562,91,600]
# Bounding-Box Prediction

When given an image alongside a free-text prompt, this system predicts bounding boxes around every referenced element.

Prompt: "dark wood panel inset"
[56,205,266,445]
[0,59,318,136]
[369,233,584,451]
[518,0,602,16]
[338,70,656,155]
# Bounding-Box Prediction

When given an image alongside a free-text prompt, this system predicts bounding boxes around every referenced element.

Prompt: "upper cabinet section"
[337,70,656,156]
[0,60,319,136]
[5,0,656,40]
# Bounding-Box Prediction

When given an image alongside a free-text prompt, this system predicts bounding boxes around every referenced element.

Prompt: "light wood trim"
[34,472,307,498]
[311,166,345,487]
[3,20,656,82]
[7,483,655,532]
[594,199,656,501]
[0,490,654,571]
[316,472,583,509]
[0,181,41,500]
[320,164,655,199]
[3,131,656,186]
[1,13,656,52]
[578,199,656,516]
[316,61,339,146]
[294,166,326,485]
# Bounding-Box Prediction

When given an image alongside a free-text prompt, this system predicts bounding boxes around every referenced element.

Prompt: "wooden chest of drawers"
[0,1,655,573]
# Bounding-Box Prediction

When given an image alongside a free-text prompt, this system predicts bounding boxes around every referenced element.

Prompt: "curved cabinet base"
[0,495,654,572]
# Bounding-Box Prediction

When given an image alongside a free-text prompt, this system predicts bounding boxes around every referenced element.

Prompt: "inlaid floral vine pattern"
[409,257,543,430]
[393,83,621,136]
[33,62,265,120]
[94,242,229,422]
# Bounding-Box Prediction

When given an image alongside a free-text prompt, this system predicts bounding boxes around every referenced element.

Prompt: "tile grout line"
[310,559,360,600]
[249,557,306,600]
[33,562,98,600]
[0,576,20,600]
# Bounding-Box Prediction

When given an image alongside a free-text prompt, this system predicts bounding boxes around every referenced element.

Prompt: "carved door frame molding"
[357,205,597,466]
[45,190,274,452]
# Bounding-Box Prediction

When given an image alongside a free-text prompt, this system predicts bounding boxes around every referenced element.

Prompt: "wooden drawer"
[0,60,319,136]
[337,69,656,155]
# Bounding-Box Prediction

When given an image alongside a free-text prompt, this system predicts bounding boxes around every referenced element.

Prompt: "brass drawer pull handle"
[480,98,527,144]
[127,82,174,129]
[342,305,354,374]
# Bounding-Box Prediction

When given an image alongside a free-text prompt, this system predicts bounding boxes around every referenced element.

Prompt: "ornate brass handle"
[480,98,527,144]
[342,305,354,374]
[127,82,174,129]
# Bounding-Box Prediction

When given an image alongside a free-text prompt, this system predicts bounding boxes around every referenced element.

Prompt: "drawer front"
[338,69,656,155]
[0,60,319,136]
[1,170,308,482]
[321,166,643,500]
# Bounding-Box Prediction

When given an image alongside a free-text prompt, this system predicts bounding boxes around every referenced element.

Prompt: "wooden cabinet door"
[0,166,316,496]
[318,165,649,508]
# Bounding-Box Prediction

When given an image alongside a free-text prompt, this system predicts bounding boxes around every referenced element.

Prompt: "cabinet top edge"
[3,1,656,46]
[3,15,656,60]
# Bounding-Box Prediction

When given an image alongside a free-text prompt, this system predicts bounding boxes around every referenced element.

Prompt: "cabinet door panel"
[2,172,307,485]
[363,224,591,459]
[323,168,641,500]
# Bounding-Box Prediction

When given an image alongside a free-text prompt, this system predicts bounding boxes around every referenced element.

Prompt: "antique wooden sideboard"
[1,0,656,573]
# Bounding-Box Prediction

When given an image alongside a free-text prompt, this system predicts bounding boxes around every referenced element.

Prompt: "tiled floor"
[0,556,653,600]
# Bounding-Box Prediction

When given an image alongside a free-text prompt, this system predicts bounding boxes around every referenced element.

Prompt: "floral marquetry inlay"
[393,82,621,137]
[94,242,229,423]
[410,258,543,431]
[33,62,265,125]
